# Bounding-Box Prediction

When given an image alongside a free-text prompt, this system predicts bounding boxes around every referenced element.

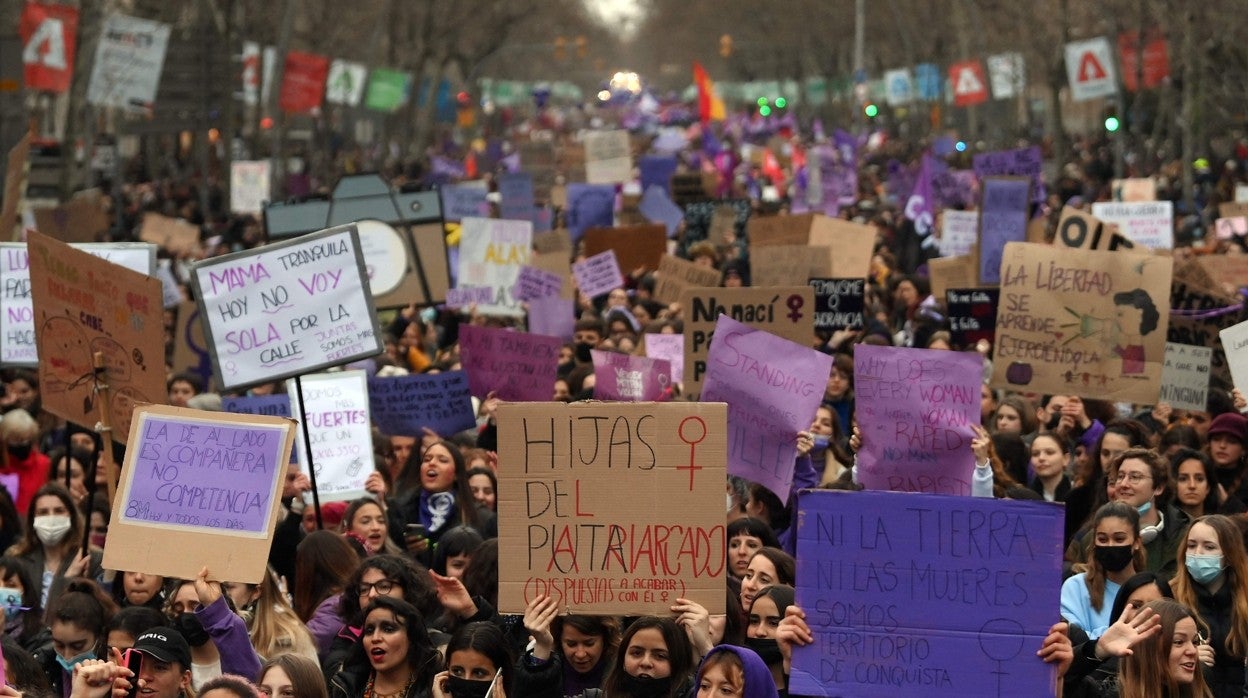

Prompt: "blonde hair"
[0,409,38,441]
[1172,515,1248,659]
[249,569,318,663]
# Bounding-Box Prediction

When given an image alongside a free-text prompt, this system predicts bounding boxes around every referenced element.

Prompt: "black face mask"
[175,612,211,647]
[6,444,31,461]
[745,637,784,666]
[1094,544,1135,573]
[445,676,492,698]
[619,672,672,697]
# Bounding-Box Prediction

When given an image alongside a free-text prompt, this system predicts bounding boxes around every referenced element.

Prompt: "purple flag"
[565,184,615,241]
[904,153,939,236]
[853,344,983,495]
[701,315,833,501]
[457,325,560,402]
[591,350,671,401]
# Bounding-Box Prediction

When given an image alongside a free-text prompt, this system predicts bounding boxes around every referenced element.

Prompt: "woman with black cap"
[69,626,193,698]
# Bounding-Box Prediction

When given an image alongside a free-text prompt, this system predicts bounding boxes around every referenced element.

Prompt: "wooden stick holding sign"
[92,352,120,505]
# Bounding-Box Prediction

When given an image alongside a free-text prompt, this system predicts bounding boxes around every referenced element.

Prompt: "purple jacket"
[307,593,345,660]
[196,596,261,681]
[778,455,819,556]
[689,646,778,698]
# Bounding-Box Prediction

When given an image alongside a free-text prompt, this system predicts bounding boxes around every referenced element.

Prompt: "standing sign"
[86,14,171,109]
[287,370,373,503]
[367,371,475,438]
[457,325,560,402]
[591,350,671,402]
[27,232,165,442]
[495,401,727,615]
[978,177,1031,285]
[949,59,989,106]
[993,242,1172,404]
[946,288,1000,348]
[189,224,383,392]
[681,286,815,400]
[809,278,865,331]
[19,1,77,93]
[854,345,983,495]
[789,489,1064,698]
[230,161,271,215]
[1091,201,1173,249]
[1160,343,1212,412]
[1066,37,1118,101]
[103,405,296,583]
[702,315,831,500]
[457,217,532,317]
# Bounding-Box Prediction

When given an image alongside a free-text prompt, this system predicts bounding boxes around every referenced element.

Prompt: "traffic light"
[864,103,879,118]
[774,97,787,109]
[756,97,771,116]
[719,34,733,58]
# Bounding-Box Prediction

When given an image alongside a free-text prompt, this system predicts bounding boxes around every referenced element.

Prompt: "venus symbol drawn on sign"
[786,294,804,322]
[979,617,1025,698]
[677,417,706,491]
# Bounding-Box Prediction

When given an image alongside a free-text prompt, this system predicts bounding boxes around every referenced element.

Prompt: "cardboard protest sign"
[1091,201,1173,249]
[946,288,1000,348]
[27,232,164,442]
[1,132,30,241]
[367,371,475,438]
[527,251,576,300]
[512,265,564,302]
[591,350,671,401]
[702,315,831,500]
[1170,261,1245,387]
[1199,254,1248,289]
[938,209,979,258]
[458,325,560,402]
[748,213,814,247]
[1220,320,1248,396]
[286,370,373,503]
[1215,217,1248,240]
[571,250,625,299]
[789,489,1064,697]
[993,243,1172,404]
[1054,206,1135,252]
[582,224,666,274]
[928,255,977,302]
[1114,178,1156,202]
[972,145,1045,206]
[854,345,983,495]
[978,177,1030,285]
[171,301,212,384]
[140,213,200,256]
[495,401,727,614]
[190,224,383,392]
[32,195,110,243]
[809,216,875,279]
[681,286,815,400]
[526,296,575,340]
[1160,343,1212,412]
[584,129,631,184]
[809,278,865,331]
[532,229,572,255]
[654,254,721,305]
[749,245,829,287]
[457,217,532,317]
[1218,202,1248,220]
[103,405,296,583]
[86,13,170,109]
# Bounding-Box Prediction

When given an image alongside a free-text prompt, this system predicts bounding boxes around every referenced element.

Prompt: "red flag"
[692,62,725,124]
[19,1,78,93]
[1118,29,1170,92]
[279,51,330,114]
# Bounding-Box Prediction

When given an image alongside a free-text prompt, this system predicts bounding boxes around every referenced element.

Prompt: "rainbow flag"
[692,62,726,123]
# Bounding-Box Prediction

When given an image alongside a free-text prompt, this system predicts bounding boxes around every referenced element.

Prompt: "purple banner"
[571,250,624,298]
[565,184,616,241]
[854,344,982,495]
[904,154,940,236]
[497,172,535,222]
[367,371,476,437]
[222,395,291,418]
[457,325,560,402]
[701,315,832,500]
[526,296,575,341]
[445,286,495,308]
[591,350,671,401]
[512,265,564,302]
[123,413,287,534]
[972,146,1045,207]
[639,155,678,195]
[790,489,1064,697]
[439,183,489,222]
[644,333,685,385]
[978,177,1030,284]
[638,185,685,238]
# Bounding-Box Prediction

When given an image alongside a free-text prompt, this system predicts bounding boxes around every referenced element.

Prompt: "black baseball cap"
[132,627,192,668]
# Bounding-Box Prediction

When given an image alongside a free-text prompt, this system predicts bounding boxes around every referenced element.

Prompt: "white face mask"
[33,515,72,546]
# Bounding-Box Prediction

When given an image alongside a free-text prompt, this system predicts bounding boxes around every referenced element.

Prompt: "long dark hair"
[601,617,694,698]
[1108,572,1174,623]
[0,556,42,640]
[1169,448,1221,517]
[10,482,81,556]
[336,554,438,624]
[443,622,514,696]
[293,531,359,622]
[397,440,480,530]
[352,597,440,690]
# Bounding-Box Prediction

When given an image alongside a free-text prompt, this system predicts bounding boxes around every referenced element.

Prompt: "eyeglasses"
[1114,471,1152,485]
[356,579,397,597]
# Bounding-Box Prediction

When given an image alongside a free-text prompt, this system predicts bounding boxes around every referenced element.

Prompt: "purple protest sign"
[527,296,576,341]
[571,250,625,298]
[644,333,685,385]
[591,350,671,401]
[639,185,685,238]
[222,395,291,418]
[440,183,490,222]
[457,324,560,402]
[565,184,615,241]
[639,155,678,195]
[978,177,1030,284]
[854,344,983,495]
[701,315,832,500]
[973,145,1045,207]
[512,265,564,302]
[367,371,476,437]
[790,489,1064,697]
[445,286,495,308]
[497,172,535,222]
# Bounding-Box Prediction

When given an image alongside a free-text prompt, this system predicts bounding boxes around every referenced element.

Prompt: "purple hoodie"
[689,645,779,698]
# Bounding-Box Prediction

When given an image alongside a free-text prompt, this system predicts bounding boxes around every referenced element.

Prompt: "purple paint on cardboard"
[639,185,685,238]
[457,324,560,402]
[853,344,982,495]
[978,177,1030,284]
[367,371,476,437]
[790,489,1064,697]
[526,296,575,341]
[123,415,285,533]
[701,315,832,500]
[572,249,625,298]
[512,265,564,302]
[565,184,615,241]
[591,350,671,401]
[644,333,684,385]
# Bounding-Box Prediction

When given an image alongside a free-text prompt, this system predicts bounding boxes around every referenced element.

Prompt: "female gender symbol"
[677,416,707,491]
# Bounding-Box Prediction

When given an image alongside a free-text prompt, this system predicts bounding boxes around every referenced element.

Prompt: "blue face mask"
[1137,501,1153,516]
[1186,554,1225,585]
[56,650,95,673]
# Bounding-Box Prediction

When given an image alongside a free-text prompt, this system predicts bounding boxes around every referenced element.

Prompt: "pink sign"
[853,344,983,496]
[701,315,832,500]
[457,325,560,402]
[591,350,671,401]
[644,333,685,385]
[571,250,624,298]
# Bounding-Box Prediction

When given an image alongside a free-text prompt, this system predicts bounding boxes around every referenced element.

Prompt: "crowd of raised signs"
[6,116,1248,698]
